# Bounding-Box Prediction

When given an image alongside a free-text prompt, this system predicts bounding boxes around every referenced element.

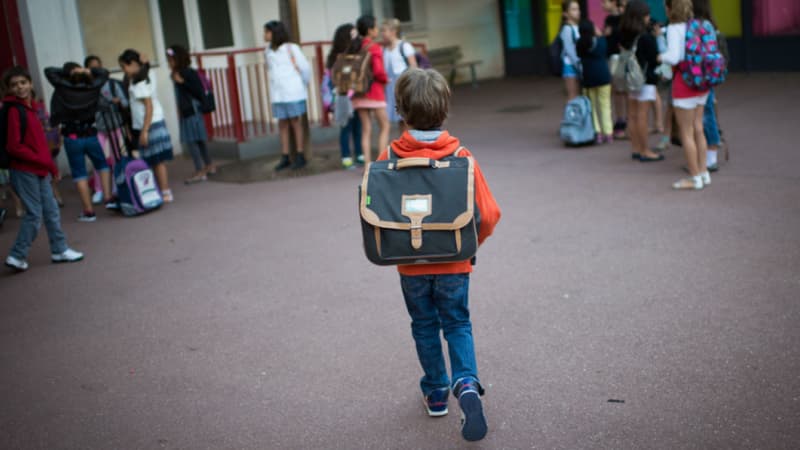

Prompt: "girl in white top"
[118,49,174,202]
[381,18,417,127]
[658,0,711,190]
[561,0,582,101]
[264,20,312,172]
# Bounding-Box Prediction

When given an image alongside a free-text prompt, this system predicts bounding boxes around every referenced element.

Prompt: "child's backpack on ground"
[0,103,27,169]
[196,69,216,113]
[560,96,595,146]
[359,147,480,266]
[399,41,432,69]
[332,44,374,95]
[679,19,727,90]
[613,36,645,92]
[101,113,162,216]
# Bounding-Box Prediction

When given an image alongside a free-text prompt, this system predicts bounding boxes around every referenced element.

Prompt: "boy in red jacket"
[2,67,83,272]
[377,68,501,441]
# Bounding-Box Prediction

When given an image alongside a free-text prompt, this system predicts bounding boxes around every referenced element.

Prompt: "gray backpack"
[560,96,595,146]
[613,36,646,93]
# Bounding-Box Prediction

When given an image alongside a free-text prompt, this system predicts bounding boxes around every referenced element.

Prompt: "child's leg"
[586,88,601,135]
[599,85,614,137]
[186,141,206,173]
[400,275,450,395]
[627,97,641,153]
[653,90,664,133]
[675,107,700,176]
[351,114,363,159]
[693,104,708,172]
[702,89,721,168]
[39,175,68,255]
[289,116,304,157]
[339,122,352,160]
[358,109,372,163]
[564,77,580,101]
[374,107,391,156]
[8,171,44,260]
[153,163,170,193]
[431,274,479,388]
[278,119,290,155]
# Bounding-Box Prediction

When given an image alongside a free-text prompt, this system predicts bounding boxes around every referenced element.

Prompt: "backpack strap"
[398,40,409,68]
[452,146,465,157]
[387,145,394,160]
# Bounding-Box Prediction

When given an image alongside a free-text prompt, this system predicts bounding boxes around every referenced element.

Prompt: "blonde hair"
[394,68,451,130]
[667,0,693,23]
[382,18,402,36]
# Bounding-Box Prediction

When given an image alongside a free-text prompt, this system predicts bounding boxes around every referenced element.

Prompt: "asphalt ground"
[1,73,798,449]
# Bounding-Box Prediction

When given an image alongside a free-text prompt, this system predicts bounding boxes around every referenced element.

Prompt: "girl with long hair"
[327,23,363,168]
[560,0,582,101]
[660,0,712,190]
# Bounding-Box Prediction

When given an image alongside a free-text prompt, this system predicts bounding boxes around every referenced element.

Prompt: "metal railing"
[191,41,427,143]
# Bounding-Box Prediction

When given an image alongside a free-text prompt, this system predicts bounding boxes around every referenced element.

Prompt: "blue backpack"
[560,96,595,146]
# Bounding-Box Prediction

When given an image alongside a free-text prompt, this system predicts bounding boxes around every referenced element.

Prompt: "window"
[389,0,412,23]
[198,0,234,48]
[77,0,157,67]
[158,0,190,50]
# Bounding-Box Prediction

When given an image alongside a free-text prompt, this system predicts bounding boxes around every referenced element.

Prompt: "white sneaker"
[51,248,84,263]
[91,191,104,205]
[5,255,29,271]
[701,171,711,186]
[672,176,704,190]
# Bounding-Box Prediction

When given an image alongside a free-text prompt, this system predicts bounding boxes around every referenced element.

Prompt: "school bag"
[613,36,645,93]
[679,19,727,90]
[359,147,480,266]
[332,44,374,96]
[399,41,432,69]
[101,113,163,216]
[559,95,595,146]
[0,103,27,169]
[548,33,565,77]
[196,69,216,113]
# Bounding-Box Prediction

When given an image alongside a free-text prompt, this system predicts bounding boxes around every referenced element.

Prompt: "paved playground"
[1,74,798,449]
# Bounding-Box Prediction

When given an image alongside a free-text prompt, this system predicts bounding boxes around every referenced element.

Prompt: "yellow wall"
[547,0,562,43]
[711,0,742,37]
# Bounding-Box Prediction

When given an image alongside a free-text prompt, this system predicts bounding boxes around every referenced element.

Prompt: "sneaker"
[454,378,488,442]
[701,171,711,186]
[423,388,450,417]
[672,176,704,190]
[51,248,84,263]
[356,154,365,165]
[91,191,103,205]
[274,155,291,172]
[341,157,354,169]
[78,211,97,222]
[707,163,720,173]
[292,154,307,170]
[104,200,119,210]
[5,255,28,272]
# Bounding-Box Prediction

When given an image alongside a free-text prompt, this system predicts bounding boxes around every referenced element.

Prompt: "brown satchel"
[331,44,374,96]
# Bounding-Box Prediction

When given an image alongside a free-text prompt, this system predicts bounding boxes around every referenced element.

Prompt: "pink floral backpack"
[679,19,727,90]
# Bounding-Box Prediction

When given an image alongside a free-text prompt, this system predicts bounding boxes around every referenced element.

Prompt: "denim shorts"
[562,64,579,79]
[64,135,109,181]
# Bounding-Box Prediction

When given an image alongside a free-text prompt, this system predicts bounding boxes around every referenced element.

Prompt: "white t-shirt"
[661,22,687,66]
[384,41,416,76]
[265,43,310,103]
[129,76,165,130]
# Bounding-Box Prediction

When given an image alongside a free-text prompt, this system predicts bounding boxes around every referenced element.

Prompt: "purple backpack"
[679,19,727,90]
[114,158,163,216]
[196,69,216,113]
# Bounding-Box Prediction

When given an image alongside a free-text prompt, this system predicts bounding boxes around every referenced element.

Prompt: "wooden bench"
[426,46,483,88]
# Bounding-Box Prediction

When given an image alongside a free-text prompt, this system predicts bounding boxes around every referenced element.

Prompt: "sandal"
[672,176,703,190]
[184,174,207,185]
[162,190,174,203]
[639,153,665,162]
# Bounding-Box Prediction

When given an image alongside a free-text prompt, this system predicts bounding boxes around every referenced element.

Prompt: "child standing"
[264,20,312,172]
[376,68,501,442]
[351,15,389,164]
[561,0,582,101]
[577,20,613,144]
[603,0,629,138]
[660,0,712,190]
[327,23,363,169]
[620,0,663,162]
[3,67,83,272]
[381,18,417,132]
[167,45,216,183]
[118,49,174,202]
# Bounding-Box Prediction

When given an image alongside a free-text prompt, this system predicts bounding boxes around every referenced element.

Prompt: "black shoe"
[292,154,307,170]
[454,378,487,442]
[639,154,665,162]
[671,137,682,147]
[631,153,641,160]
[707,163,720,173]
[274,155,291,172]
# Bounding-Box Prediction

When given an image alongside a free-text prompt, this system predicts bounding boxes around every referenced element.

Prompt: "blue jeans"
[64,135,109,181]
[400,273,480,395]
[703,89,721,147]
[9,170,68,259]
[340,115,362,159]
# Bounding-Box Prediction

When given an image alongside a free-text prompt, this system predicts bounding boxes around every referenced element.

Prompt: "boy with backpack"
[2,67,84,272]
[370,68,501,441]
